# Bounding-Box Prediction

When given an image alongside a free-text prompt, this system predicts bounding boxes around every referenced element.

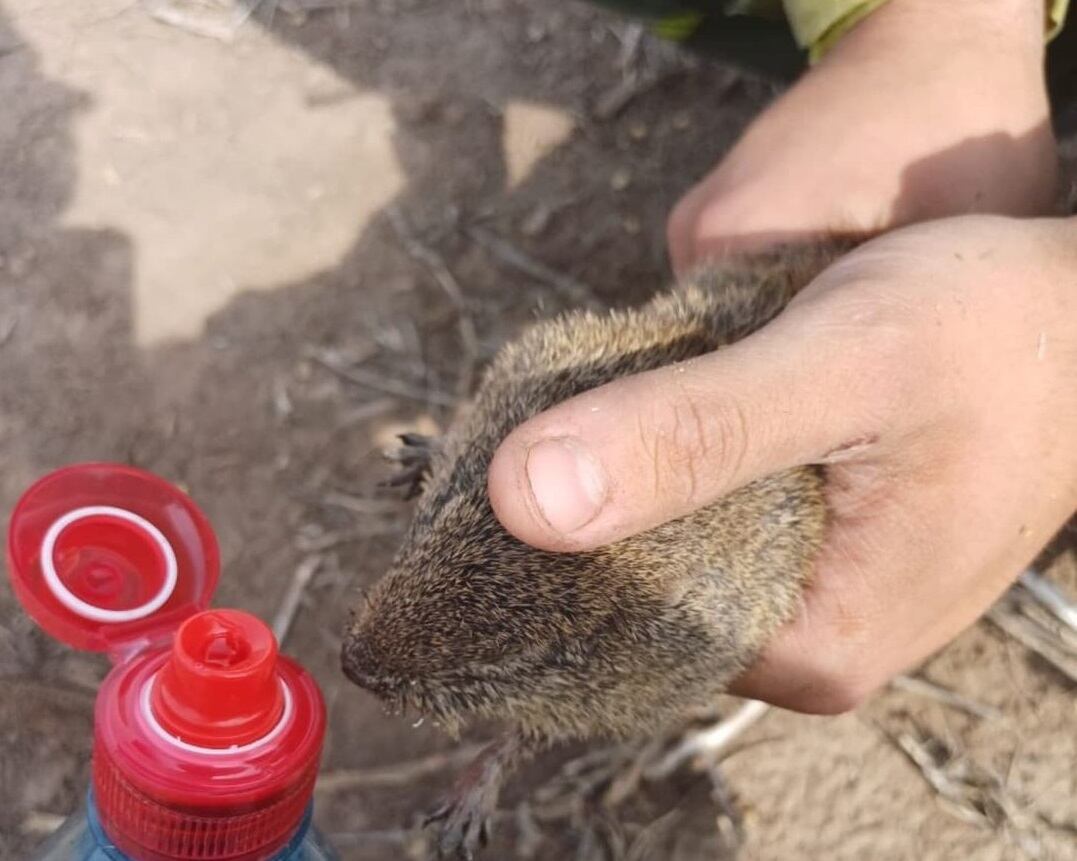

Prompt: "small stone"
[628,121,648,141]
[610,168,631,191]
[622,216,641,235]
[520,205,552,237]
[672,111,691,130]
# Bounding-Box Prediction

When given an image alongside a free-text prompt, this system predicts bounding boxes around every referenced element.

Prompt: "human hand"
[486,215,1077,713]
[667,0,1058,271]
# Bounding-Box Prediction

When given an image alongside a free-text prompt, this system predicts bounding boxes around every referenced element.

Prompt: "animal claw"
[426,788,493,860]
[424,734,525,860]
[398,432,436,448]
[381,433,440,499]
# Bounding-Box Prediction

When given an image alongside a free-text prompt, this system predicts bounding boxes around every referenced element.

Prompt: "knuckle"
[668,197,738,271]
[666,397,713,502]
[638,386,750,506]
[666,198,693,242]
[666,199,701,263]
[694,199,734,234]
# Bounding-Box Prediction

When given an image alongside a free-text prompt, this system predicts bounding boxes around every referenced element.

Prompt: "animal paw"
[380,432,438,499]
[424,795,492,861]
[423,736,522,860]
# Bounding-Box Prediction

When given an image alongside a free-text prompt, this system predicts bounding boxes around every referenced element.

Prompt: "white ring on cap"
[139,674,293,755]
[40,505,179,623]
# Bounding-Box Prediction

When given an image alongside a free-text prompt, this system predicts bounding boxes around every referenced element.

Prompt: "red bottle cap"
[151,610,286,749]
[6,464,326,861]
[7,463,219,656]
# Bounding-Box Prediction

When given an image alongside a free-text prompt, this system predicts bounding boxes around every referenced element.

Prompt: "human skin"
[486,0,1076,713]
[667,0,1059,266]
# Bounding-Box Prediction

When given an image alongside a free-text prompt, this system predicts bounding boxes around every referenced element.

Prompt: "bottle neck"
[86,789,315,861]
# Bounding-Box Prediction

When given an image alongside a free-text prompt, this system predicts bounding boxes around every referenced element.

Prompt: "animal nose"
[340,633,393,693]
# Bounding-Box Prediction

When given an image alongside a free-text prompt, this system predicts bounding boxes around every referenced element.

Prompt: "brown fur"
[342,239,856,744]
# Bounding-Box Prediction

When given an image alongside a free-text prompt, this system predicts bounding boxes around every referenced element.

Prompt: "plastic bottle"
[6,463,340,861]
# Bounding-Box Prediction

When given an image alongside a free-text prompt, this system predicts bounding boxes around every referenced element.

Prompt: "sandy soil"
[0,1,1074,859]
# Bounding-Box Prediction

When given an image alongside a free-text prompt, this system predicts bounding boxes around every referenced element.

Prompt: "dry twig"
[625,809,682,861]
[985,571,1077,683]
[143,0,266,42]
[305,346,455,407]
[466,225,598,309]
[279,0,360,11]
[386,206,478,398]
[271,554,323,645]
[321,491,404,516]
[339,397,397,426]
[889,675,1001,721]
[513,803,544,859]
[888,729,1045,842]
[1018,568,1077,632]
[0,313,17,346]
[295,525,399,553]
[316,743,487,794]
[20,812,65,837]
[592,67,671,122]
[646,699,769,780]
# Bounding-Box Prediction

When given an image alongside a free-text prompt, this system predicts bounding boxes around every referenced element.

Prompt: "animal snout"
[341,632,397,695]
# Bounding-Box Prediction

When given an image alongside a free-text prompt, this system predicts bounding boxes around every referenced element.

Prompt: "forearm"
[809,0,1052,127]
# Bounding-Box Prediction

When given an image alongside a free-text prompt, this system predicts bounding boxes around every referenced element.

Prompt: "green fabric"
[783,0,891,59]
[1049,0,1072,37]
[785,0,1073,59]
[592,0,1072,56]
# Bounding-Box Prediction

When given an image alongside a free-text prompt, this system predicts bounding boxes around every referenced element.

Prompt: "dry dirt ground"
[1,1,1075,859]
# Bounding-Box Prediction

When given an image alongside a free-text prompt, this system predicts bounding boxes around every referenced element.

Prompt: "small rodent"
[342,238,857,859]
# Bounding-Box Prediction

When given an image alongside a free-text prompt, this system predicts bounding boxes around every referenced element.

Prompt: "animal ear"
[380,432,439,500]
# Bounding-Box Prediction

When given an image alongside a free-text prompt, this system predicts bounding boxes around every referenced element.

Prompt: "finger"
[487,285,928,552]
[668,183,829,275]
[666,186,706,276]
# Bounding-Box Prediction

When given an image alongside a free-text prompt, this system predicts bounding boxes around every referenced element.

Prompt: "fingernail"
[525,437,607,535]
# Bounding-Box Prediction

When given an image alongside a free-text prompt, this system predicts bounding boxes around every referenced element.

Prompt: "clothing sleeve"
[782,0,887,59]
[1048,0,1072,37]
[782,0,1072,62]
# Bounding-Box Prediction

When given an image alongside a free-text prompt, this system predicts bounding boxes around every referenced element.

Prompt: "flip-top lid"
[6,463,219,656]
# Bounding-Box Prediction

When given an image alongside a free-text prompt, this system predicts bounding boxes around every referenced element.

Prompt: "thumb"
[487,289,918,552]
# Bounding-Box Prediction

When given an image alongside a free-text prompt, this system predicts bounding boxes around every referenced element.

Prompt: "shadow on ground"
[2,3,1075,859]
[0,2,770,857]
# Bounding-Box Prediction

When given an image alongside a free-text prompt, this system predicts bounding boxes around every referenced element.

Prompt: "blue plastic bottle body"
[32,793,339,861]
